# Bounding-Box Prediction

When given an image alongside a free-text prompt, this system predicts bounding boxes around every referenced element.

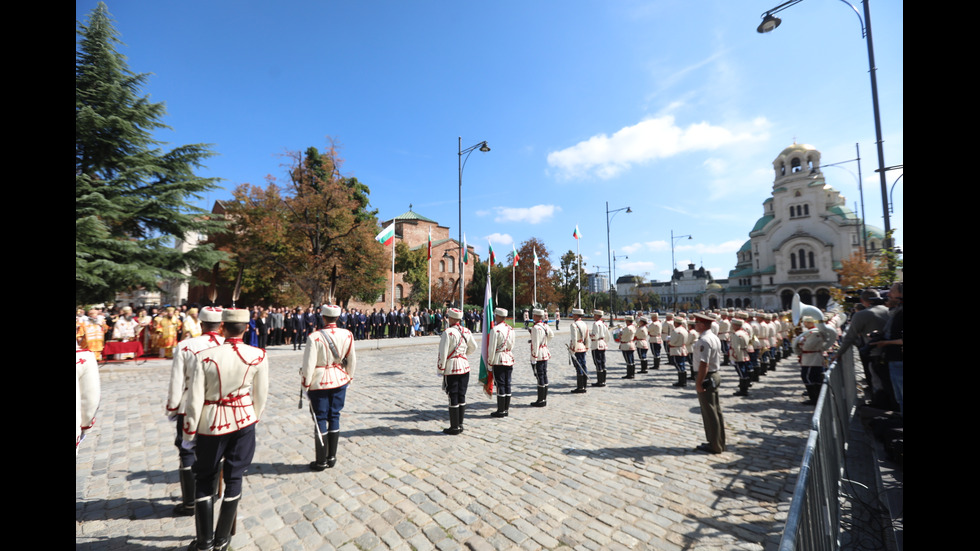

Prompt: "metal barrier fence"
[779,350,859,551]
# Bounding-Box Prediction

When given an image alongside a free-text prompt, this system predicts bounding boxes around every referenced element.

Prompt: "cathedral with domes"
[704,143,884,311]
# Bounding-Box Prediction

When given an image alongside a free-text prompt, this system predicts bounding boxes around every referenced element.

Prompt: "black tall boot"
[733,379,749,397]
[174,467,196,516]
[491,395,508,417]
[639,358,648,373]
[531,386,548,407]
[622,362,635,379]
[310,430,328,471]
[458,404,466,433]
[213,495,239,551]
[326,431,339,468]
[673,370,687,387]
[190,497,214,551]
[653,356,661,370]
[443,406,461,435]
[592,369,606,387]
[571,373,586,393]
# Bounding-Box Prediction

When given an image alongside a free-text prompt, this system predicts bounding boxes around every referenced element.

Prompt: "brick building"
[348,209,480,311]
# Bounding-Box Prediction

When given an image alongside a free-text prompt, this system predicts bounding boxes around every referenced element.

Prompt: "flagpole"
[428,253,431,310]
[533,255,537,307]
[576,230,581,309]
[390,229,395,311]
[512,259,515,324]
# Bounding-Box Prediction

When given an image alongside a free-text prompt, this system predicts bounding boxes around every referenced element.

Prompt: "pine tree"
[76,2,226,305]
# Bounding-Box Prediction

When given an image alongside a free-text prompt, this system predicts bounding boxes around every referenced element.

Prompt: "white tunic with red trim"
[590,319,610,351]
[569,319,589,353]
[530,321,554,361]
[438,323,477,375]
[487,322,515,366]
[182,339,269,441]
[634,325,650,350]
[301,325,356,390]
[166,332,224,416]
[618,324,636,351]
[76,348,101,441]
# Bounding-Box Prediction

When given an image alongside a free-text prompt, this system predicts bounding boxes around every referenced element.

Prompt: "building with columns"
[706,143,883,311]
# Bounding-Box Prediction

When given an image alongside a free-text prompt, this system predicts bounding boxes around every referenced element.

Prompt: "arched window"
[791,254,797,269]
[803,204,809,215]
[448,257,455,273]
[798,248,807,268]
[792,158,802,172]
[440,260,446,272]
[780,162,786,176]
[808,251,815,267]
[395,285,403,301]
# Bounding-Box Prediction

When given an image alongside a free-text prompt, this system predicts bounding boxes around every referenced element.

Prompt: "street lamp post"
[757,0,894,256]
[457,137,490,309]
[605,202,631,321]
[670,229,692,311]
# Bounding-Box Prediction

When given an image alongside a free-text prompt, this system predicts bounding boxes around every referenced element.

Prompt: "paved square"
[76,333,812,550]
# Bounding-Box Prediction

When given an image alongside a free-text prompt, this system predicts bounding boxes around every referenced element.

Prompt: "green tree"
[76,2,226,305]
[554,250,588,313]
[220,144,387,306]
[513,238,557,309]
[395,241,429,307]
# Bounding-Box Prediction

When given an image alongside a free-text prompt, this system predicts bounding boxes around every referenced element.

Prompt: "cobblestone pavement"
[77,328,813,550]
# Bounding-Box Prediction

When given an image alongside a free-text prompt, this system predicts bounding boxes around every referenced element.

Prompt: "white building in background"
[587,272,609,293]
[705,143,883,311]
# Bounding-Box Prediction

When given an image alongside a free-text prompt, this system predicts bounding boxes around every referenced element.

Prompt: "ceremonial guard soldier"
[668,316,689,387]
[649,313,663,370]
[661,313,674,367]
[635,316,651,374]
[686,318,699,381]
[437,308,477,434]
[487,308,516,418]
[529,309,554,407]
[618,315,637,379]
[568,308,590,393]
[589,310,610,387]
[718,311,732,365]
[166,306,224,516]
[182,308,269,551]
[301,304,357,470]
[729,318,752,397]
[693,313,725,454]
[76,345,101,454]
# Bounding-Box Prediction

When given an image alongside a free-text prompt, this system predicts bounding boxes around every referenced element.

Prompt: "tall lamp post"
[605,202,631,321]
[757,0,893,257]
[457,137,490,309]
[670,230,692,311]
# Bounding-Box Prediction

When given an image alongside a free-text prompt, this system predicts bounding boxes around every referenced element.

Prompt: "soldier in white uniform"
[589,310,610,387]
[686,318,699,381]
[301,304,357,470]
[669,317,689,387]
[635,316,651,374]
[437,308,477,434]
[618,315,637,379]
[568,308,590,393]
[729,318,752,397]
[487,308,516,418]
[649,313,664,370]
[165,306,224,516]
[76,345,100,454]
[182,308,269,551]
[662,313,674,368]
[717,311,732,366]
[529,309,554,407]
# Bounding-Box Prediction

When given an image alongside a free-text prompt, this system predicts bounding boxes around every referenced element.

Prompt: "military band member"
[793,315,835,405]
[165,306,224,516]
[635,316,651,374]
[693,313,725,454]
[669,317,689,387]
[619,315,637,379]
[649,313,663,370]
[437,308,477,434]
[301,305,356,470]
[568,308,590,393]
[729,318,752,397]
[590,310,610,387]
[529,309,554,407]
[488,308,516,417]
[182,308,269,551]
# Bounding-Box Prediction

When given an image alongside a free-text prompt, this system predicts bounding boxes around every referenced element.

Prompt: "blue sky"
[77,1,903,284]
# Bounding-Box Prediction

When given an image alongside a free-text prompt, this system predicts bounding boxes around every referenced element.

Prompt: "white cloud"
[484,233,514,246]
[621,240,670,254]
[617,261,657,274]
[491,204,561,224]
[674,240,743,255]
[547,115,769,180]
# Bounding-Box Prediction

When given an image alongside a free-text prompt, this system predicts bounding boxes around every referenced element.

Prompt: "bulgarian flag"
[573,225,582,239]
[427,227,432,260]
[533,247,540,267]
[488,240,496,266]
[512,244,520,267]
[462,234,469,264]
[375,223,395,246]
[479,268,494,397]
